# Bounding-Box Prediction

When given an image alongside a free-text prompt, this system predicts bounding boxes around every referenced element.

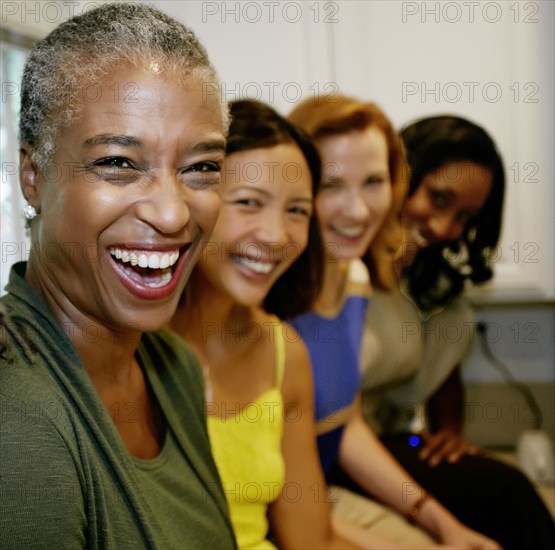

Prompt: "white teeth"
[411,227,429,247]
[109,247,180,269]
[148,255,160,269]
[236,256,274,274]
[335,227,364,238]
[138,253,148,268]
[145,270,172,288]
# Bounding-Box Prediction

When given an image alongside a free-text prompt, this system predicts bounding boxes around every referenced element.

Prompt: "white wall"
[3,0,553,301]
[465,303,554,382]
[158,0,554,303]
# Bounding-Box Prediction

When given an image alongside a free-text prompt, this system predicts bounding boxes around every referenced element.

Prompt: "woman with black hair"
[401,115,505,309]
[171,99,364,549]
[361,115,554,550]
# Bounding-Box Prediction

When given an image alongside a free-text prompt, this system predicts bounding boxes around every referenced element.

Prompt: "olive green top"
[0,262,237,549]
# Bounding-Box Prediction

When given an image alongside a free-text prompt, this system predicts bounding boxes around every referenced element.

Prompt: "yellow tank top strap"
[270,314,286,388]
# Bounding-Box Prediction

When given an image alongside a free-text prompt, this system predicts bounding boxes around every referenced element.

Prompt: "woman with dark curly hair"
[361,115,554,550]
[399,115,504,309]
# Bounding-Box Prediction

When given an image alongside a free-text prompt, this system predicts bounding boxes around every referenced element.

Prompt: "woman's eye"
[236,198,261,208]
[365,176,385,185]
[181,161,222,189]
[86,157,139,183]
[186,161,222,173]
[93,156,134,169]
[288,206,311,217]
[430,190,449,209]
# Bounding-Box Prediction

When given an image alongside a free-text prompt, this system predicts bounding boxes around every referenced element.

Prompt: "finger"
[446,446,468,463]
[448,443,483,463]
[419,432,446,460]
[466,445,483,456]
[426,440,454,466]
[428,437,466,466]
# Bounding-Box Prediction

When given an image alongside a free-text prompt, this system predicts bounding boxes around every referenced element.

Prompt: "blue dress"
[290,294,368,474]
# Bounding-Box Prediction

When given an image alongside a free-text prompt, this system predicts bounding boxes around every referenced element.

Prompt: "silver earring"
[23,204,38,220]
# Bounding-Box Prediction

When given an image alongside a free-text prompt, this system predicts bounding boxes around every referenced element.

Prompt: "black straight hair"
[227,99,324,319]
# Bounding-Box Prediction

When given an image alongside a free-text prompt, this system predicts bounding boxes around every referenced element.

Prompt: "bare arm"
[421,366,481,466]
[268,335,358,549]
[338,395,501,549]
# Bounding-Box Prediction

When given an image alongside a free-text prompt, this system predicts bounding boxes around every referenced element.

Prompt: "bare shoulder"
[279,321,314,404]
[346,258,371,297]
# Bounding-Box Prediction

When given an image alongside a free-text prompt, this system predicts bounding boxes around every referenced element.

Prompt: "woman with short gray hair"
[0,3,235,548]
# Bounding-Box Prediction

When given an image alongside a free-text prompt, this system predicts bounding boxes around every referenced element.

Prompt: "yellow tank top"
[207,320,286,550]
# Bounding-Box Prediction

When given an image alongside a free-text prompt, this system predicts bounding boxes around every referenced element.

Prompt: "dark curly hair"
[401,115,505,310]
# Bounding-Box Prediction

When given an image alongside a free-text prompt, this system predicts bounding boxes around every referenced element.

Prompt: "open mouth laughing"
[231,254,275,275]
[331,226,366,240]
[108,245,190,298]
[110,247,180,288]
[408,225,430,248]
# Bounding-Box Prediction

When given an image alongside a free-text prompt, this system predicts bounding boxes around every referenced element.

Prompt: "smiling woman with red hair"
[288,95,501,548]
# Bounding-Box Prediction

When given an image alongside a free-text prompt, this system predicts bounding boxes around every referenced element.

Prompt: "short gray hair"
[20,2,227,170]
